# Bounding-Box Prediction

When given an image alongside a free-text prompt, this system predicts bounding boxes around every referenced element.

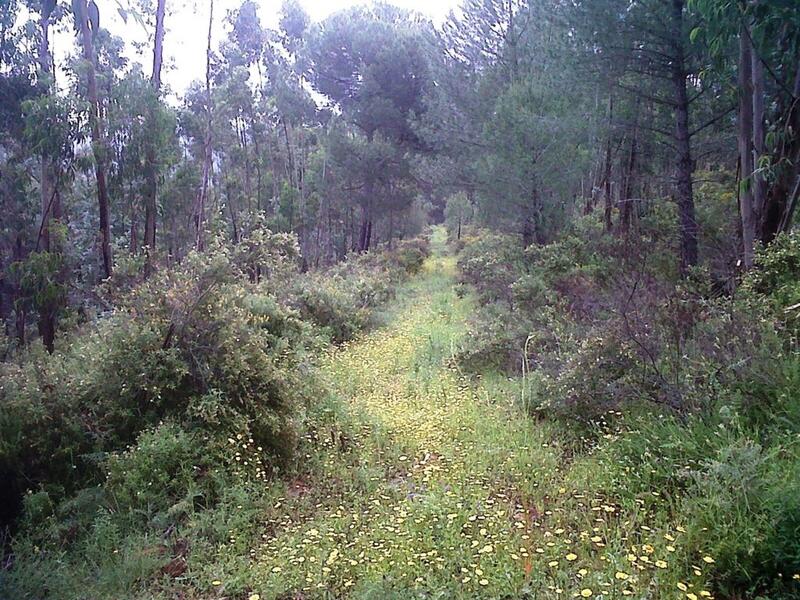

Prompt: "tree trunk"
[0,252,10,341]
[522,215,534,248]
[37,308,55,354]
[129,183,138,254]
[13,236,25,346]
[388,209,394,249]
[738,26,756,269]
[751,40,767,230]
[195,0,214,251]
[764,62,800,240]
[143,0,166,264]
[37,4,57,352]
[603,95,614,232]
[620,101,639,233]
[38,8,54,255]
[282,119,295,189]
[226,180,239,243]
[75,0,113,278]
[523,178,541,247]
[671,0,697,275]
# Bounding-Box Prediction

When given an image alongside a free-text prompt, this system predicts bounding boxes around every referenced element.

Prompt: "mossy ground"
[194,228,719,600]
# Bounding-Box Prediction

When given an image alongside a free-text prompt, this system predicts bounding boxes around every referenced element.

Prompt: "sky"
[45,0,460,94]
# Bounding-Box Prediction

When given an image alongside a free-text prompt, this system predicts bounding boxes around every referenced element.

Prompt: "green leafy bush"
[742,231,800,316]
[290,237,430,342]
[0,229,316,529]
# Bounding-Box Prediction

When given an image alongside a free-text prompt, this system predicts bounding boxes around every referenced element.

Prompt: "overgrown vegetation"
[452,217,800,598]
[1,0,800,598]
[0,227,428,597]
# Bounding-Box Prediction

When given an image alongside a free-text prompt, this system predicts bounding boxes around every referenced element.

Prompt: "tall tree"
[142,0,166,261]
[572,0,729,274]
[194,0,213,251]
[36,0,58,350]
[73,0,112,278]
[306,5,430,251]
[694,0,800,264]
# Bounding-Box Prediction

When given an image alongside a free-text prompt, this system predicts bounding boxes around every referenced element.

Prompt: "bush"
[454,221,800,597]
[0,228,317,523]
[392,237,430,275]
[457,232,525,305]
[290,237,430,342]
[683,440,800,597]
[742,231,800,317]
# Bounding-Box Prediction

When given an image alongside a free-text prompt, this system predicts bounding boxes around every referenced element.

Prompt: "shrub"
[289,237,430,342]
[457,232,525,305]
[0,227,317,524]
[683,439,800,598]
[392,237,430,275]
[742,231,800,317]
[454,220,800,598]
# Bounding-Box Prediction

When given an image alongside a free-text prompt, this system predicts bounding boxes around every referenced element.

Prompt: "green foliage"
[443,192,474,241]
[455,223,800,598]
[393,237,430,275]
[10,249,67,319]
[742,232,800,315]
[22,94,85,166]
[103,424,219,528]
[290,237,430,342]
[0,228,309,516]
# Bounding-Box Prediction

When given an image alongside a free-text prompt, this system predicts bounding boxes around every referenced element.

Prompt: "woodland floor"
[200,228,715,600]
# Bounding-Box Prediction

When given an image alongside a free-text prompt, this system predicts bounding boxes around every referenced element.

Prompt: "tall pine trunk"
[603,95,614,232]
[671,0,697,275]
[620,100,639,233]
[738,26,756,268]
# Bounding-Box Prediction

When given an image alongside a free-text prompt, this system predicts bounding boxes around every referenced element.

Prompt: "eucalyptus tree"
[692,0,800,267]
[0,0,79,352]
[0,1,38,344]
[71,0,113,277]
[143,0,166,261]
[193,0,214,251]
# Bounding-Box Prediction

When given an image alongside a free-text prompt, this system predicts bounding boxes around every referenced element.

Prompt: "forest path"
[247,228,589,598]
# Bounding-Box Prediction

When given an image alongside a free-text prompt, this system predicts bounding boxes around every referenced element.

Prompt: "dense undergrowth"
[0,228,429,598]
[453,213,800,599]
[2,218,799,600]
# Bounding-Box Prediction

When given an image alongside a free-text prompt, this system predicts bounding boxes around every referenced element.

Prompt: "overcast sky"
[45,0,460,94]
